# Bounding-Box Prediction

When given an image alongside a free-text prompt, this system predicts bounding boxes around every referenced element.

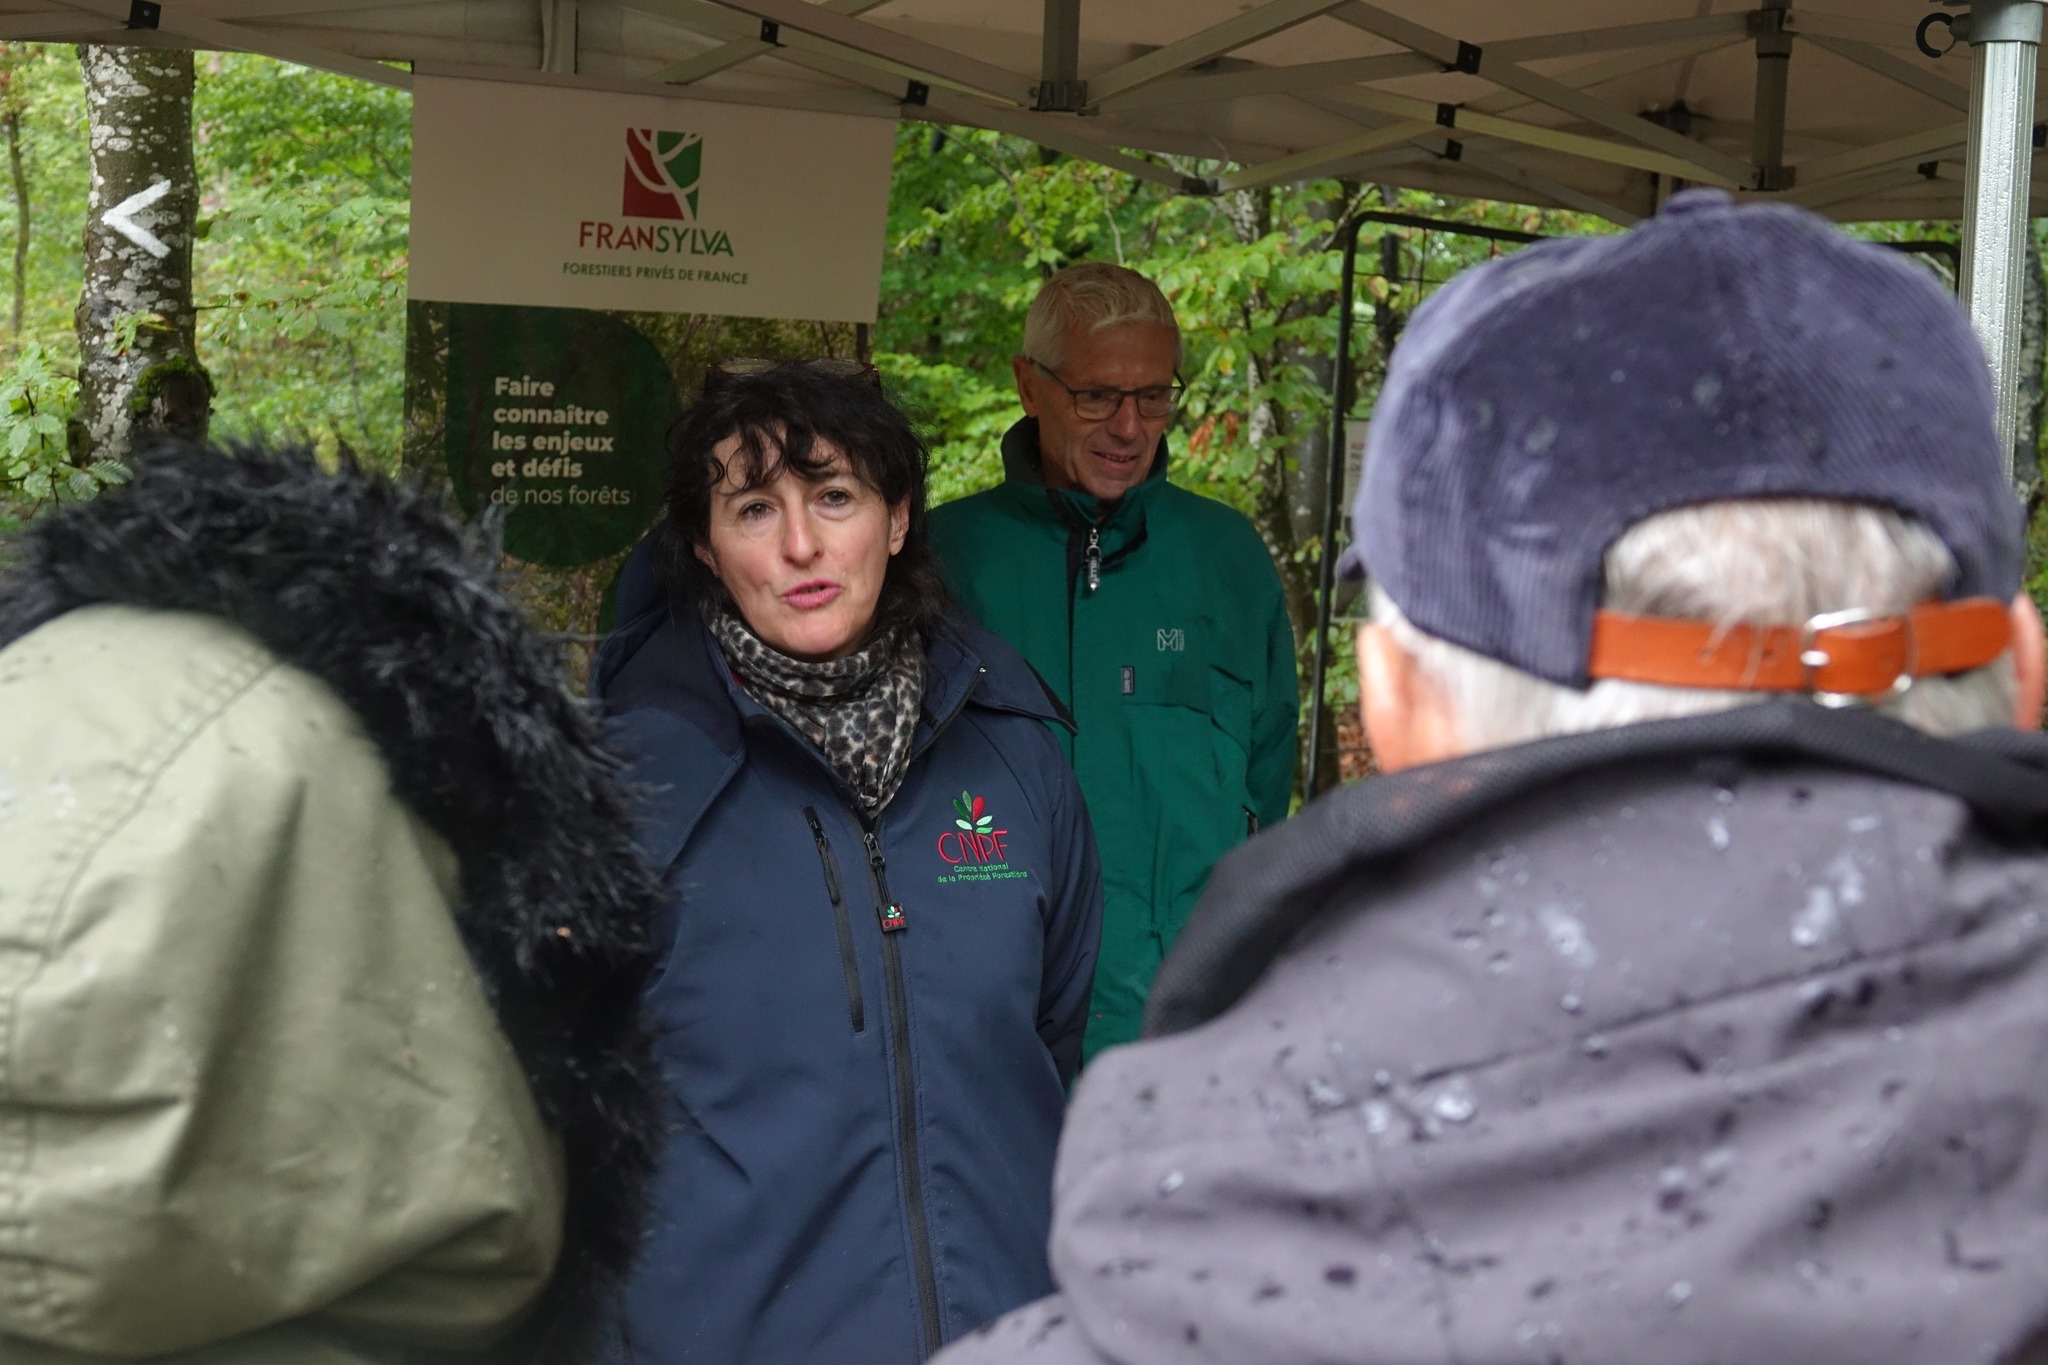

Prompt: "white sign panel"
[409,76,896,321]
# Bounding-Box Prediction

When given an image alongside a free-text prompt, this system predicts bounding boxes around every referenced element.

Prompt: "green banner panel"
[444,303,674,567]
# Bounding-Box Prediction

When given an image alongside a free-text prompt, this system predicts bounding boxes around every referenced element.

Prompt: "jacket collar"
[1147,699,2048,1038]
[999,416,1169,541]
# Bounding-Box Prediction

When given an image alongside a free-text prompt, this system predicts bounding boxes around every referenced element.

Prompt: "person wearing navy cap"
[932,190,2048,1365]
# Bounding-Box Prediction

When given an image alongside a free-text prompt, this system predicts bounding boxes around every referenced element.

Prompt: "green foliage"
[876,352,1013,504]
[0,339,117,526]
[193,55,409,461]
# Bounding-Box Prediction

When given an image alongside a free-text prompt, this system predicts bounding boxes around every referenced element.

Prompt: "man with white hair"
[932,262,1298,1059]
[934,190,2048,1365]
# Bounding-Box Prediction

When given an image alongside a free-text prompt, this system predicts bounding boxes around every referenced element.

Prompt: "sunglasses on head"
[703,356,882,393]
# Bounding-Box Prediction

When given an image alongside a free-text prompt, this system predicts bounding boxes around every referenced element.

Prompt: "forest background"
[0,44,2037,784]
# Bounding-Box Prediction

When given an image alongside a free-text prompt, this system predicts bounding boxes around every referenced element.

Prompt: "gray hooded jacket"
[939,700,2048,1365]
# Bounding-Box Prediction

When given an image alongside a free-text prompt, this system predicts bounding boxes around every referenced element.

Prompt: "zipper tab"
[864,831,908,932]
[1085,527,1102,592]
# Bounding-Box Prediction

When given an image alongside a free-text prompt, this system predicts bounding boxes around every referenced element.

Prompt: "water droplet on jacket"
[1539,904,1597,966]
[1159,1170,1185,1195]
[1848,814,1880,833]
[1305,1078,1350,1112]
[1362,1100,1393,1134]
[1791,886,1838,948]
[1524,418,1559,453]
[1691,373,1722,407]
[1667,1280,1693,1307]
[1707,817,1730,850]
[1560,993,1583,1013]
[1827,854,1866,907]
[1582,1034,1609,1058]
[1433,1078,1477,1123]
[1487,952,1513,975]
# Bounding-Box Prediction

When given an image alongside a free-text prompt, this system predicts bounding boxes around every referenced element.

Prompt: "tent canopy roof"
[13,0,2040,223]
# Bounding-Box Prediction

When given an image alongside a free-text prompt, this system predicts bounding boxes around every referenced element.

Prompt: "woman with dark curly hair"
[594,360,1102,1365]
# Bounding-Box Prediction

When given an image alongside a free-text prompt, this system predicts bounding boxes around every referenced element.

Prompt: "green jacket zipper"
[803,806,865,1033]
[1053,494,1150,714]
[861,819,944,1358]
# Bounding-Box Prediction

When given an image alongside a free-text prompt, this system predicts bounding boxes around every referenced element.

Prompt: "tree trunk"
[0,45,27,340]
[72,43,209,461]
[6,104,26,340]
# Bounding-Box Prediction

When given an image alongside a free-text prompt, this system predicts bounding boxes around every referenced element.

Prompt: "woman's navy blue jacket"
[593,559,1102,1365]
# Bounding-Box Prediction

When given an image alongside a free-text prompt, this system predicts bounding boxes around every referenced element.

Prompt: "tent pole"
[1302,210,1540,795]
[1749,0,1792,191]
[1305,216,1363,796]
[1036,0,1084,111]
[1959,0,2043,481]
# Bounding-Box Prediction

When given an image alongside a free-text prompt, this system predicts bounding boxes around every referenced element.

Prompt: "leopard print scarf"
[708,607,926,813]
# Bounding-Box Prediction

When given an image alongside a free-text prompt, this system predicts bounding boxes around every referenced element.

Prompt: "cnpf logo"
[623,129,702,221]
[938,790,1009,865]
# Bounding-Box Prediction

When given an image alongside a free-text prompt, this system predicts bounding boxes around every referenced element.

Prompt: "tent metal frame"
[1302,209,1548,791]
[11,1,2030,354]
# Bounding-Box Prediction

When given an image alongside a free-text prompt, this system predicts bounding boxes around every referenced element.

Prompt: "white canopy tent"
[0,0,2035,454]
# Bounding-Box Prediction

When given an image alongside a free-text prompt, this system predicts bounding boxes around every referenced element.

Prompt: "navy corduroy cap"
[1344,188,2023,688]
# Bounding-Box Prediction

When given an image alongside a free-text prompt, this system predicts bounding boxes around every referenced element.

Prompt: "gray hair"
[1373,498,2014,750]
[1021,262,1183,371]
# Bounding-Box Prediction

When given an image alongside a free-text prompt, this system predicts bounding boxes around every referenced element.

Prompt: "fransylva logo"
[623,129,702,221]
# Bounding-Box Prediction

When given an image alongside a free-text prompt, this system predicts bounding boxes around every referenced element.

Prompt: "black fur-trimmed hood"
[0,442,664,1362]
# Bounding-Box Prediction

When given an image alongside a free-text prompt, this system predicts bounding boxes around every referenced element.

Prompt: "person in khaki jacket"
[0,441,664,1363]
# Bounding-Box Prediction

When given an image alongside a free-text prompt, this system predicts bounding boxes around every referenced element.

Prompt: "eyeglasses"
[1032,360,1183,421]
[703,356,881,392]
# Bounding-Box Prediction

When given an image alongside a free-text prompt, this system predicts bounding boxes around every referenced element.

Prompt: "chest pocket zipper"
[803,807,866,1033]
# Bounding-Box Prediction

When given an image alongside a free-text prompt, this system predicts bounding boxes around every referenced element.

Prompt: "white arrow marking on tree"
[103,180,172,258]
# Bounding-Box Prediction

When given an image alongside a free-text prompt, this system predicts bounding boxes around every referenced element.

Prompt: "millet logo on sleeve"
[1157,627,1185,651]
[936,791,1031,885]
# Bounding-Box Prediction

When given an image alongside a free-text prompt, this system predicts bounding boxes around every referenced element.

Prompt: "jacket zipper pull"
[864,831,908,932]
[1085,528,1102,593]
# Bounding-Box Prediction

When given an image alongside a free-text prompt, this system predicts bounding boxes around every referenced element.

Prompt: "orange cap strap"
[1587,597,2013,703]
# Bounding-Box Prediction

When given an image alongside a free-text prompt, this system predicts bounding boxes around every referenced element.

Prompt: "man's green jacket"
[931,419,1297,1057]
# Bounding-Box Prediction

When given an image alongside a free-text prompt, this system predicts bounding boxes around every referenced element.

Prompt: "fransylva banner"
[409,76,895,322]
[406,77,889,576]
